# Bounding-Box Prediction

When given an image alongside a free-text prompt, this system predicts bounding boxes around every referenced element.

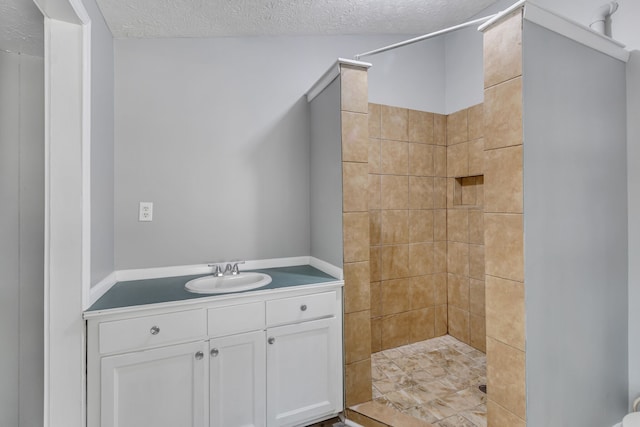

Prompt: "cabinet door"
[210,331,266,427]
[101,341,208,427]
[266,317,341,427]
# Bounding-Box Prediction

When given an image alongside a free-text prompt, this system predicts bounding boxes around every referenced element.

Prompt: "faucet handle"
[208,264,224,277]
[231,261,245,275]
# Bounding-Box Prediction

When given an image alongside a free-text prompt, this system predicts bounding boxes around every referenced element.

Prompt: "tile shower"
[340,13,528,422]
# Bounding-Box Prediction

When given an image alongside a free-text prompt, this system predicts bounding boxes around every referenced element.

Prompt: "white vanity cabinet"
[86,284,343,427]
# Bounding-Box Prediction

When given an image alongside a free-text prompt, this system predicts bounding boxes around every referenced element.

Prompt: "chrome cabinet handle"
[300,304,307,311]
[195,351,204,360]
[210,348,219,357]
[268,337,276,345]
[150,326,160,335]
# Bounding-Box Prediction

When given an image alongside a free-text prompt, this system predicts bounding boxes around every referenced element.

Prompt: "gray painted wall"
[523,22,628,426]
[0,50,44,427]
[309,77,343,268]
[114,35,444,269]
[444,27,483,114]
[84,0,115,287]
[627,50,640,405]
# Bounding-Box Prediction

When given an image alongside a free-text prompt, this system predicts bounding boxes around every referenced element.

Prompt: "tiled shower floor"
[371,335,487,427]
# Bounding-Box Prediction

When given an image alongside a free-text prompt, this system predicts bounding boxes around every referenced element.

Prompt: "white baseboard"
[86,272,117,308]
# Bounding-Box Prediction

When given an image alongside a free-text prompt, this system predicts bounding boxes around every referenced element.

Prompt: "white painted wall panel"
[309,77,342,268]
[523,22,628,426]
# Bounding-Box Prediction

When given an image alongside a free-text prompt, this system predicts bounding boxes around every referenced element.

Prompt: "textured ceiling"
[95,0,501,38]
[0,0,43,56]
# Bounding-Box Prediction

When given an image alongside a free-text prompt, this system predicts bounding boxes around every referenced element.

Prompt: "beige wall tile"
[381,175,409,210]
[435,304,448,336]
[344,261,371,313]
[487,400,526,427]
[434,146,447,177]
[369,103,381,139]
[448,305,470,344]
[381,244,410,279]
[447,242,470,276]
[434,210,447,241]
[369,138,381,174]
[342,111,369,162]
[434,177,447,209]
[447,109,468,146]
[409,143,434,176]
[381,312,411,349]
[345,310,372,364]
[447,273,470,311]
[487,337,526,419]
[434,241,447,273]
[468,103,484,140]
[371,317,382,354]
[409,176,434,209]
[381,210,409,244]
[344,212,370,263]
[485,213,524,282]
[409,210,434,243]
[370,247,381,282]
[484,10,523,89]
[447,142,469,177]
[485,77,523,150]
[371,280,381,317]
[381,278,410,315]
[468,138,485,176]
[370,210,381,246]
[410,275,436,309]
[449,178,458,208]
[434,114,447,146]
[469,278,485,316]
[381,105,408,141]
[345,358,373,407]
[409,243,435,276]
[381,139,409,175]
[341,66,368,113]
[447,209,469,243]
[410,308,436,342]
[408,110,434,144]
[469,314,486,352]
[344,162,369,212]
[468,209,484,244]
[486,275,525,351]
[485,145,523,213]
[469,244,485,280]
[369,174,381,210]
[434,274,448,305]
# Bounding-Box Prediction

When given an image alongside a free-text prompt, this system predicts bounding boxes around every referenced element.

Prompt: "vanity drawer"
[99,309,206,354]
[266,291,336,326]
[208,302,265,337]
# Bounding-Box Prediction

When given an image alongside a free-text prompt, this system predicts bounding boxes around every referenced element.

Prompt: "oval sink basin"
[185,272,272,294]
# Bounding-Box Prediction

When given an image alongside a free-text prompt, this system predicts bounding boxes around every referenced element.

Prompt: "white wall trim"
[306,58,371,102]
[523,1,629,62]
[88,256,345,306]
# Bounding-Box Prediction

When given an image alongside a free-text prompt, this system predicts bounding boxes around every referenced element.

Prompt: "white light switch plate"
[139,202,153,221]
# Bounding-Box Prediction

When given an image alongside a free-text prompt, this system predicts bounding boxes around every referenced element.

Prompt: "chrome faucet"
[208,264,224,277]
[224,261,245,276]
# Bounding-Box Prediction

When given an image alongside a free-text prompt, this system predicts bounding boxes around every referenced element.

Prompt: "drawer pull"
[210,348,219,357]
[195,351,204,360]
[150,326,160,335]
[268,337,276,345]
[300,304,307,311]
